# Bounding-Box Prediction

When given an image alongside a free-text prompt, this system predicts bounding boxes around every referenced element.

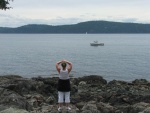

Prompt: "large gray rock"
[97,102,115,113]
[0,107,29,113]
[78,75,107,85]
[81,103,100,113]
[129,102,150,113]
[140,107,150,113]
[0,88,32,111]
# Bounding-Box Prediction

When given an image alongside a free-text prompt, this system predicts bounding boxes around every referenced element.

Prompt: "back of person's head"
[61,62,67,69]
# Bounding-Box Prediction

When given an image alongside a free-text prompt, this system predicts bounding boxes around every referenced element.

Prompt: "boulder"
[0,107,29,113]
[0,88,32,111]
[78,75,107,85]
[129,102,150,113]
[97,102,115,113]
[139,107,150,113]
[81,103,100,113]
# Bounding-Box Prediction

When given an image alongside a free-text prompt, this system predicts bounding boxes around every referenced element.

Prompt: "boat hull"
[90,43,104,46]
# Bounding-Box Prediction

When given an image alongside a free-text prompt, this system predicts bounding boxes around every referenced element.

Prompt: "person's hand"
[64,60,67,62]
[62,59,67,63]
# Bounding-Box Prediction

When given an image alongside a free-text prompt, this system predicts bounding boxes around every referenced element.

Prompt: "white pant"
[58,91,70,103]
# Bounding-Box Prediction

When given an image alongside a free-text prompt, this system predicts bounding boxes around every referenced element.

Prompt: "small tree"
[0,0,13,10]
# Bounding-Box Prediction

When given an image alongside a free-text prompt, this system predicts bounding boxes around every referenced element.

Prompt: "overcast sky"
[0,0,150,27]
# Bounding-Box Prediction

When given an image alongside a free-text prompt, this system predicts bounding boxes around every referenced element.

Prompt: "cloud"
[1,0,150,27]
[1,13,150,28]
[0,14,86,27]
[0,14,28,27]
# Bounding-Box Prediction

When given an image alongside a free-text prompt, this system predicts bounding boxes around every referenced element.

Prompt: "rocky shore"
[1,75,150,113]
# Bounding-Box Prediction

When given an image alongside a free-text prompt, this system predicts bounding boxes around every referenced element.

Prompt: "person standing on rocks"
[56,59,73,112]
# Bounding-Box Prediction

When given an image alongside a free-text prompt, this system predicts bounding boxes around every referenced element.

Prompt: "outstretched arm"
[56,60,62,73]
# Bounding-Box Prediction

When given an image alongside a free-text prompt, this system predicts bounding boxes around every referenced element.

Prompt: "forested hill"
[1,21,150,33]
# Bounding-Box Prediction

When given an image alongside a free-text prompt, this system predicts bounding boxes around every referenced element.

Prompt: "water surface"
[0,34,150,81]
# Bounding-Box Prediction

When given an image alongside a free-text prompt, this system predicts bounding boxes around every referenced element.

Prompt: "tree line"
[1,21,150,33]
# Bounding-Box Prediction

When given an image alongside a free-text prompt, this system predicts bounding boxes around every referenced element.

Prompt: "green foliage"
[0,21,150,33]
[0,0,13,10]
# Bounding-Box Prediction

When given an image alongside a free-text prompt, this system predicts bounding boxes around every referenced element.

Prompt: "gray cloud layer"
[0,0,150,27]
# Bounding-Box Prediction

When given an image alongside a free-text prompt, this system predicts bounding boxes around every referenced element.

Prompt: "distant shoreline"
[1,20,150,33]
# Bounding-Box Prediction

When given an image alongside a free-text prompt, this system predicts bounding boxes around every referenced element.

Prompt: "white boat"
[90,41,104,46]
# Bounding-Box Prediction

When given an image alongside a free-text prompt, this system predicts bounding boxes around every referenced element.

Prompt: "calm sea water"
[0,34,150,81]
